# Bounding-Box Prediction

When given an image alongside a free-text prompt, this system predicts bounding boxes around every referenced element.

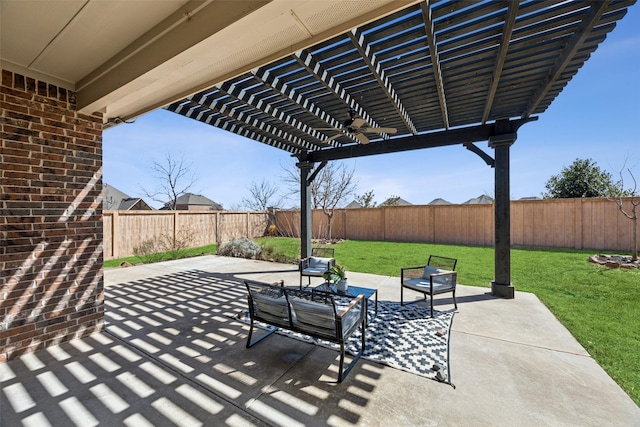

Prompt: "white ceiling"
[0,0,419,123]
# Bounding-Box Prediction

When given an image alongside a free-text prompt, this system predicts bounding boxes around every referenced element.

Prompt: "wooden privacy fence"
[275,198,638,253]
[103,210,269,260]
[103,198,637,260]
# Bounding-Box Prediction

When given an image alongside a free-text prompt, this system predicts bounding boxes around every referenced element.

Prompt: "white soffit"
[79,0,419,121]
[1,0,420,122]
[0,0,190,87]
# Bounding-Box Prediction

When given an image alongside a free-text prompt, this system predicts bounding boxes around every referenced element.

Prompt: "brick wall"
[1,69,104,362]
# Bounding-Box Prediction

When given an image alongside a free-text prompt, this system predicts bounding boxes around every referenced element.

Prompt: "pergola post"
[298,161,314,259]
[490,133,517,299]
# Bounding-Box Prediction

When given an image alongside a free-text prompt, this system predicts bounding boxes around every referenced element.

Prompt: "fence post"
[173,211,179,247]
[216,211,221,246]
[112,211,119,259]
[382,206,386,241]
[575,198,583,250]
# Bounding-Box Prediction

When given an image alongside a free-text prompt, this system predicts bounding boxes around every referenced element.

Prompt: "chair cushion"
[422,265,441,278]
[309,256,331,268]
[404,278,431,288]
[424,266,455,286]
[302,267,328,276]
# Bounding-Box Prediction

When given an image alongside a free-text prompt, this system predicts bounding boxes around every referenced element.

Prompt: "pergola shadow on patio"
[2,0,637,366]
[2,255,638,426]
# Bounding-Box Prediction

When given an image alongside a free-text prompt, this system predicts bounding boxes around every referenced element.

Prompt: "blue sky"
[104,5,640,209]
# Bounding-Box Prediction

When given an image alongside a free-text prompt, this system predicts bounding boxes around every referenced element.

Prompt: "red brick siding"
[1,69,104,362]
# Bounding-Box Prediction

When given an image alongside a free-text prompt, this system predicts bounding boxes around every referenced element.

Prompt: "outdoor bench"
[244,279,366,382]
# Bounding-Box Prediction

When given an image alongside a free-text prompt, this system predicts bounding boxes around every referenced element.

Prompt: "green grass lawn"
[254,237,640,405]
[103,243,218,268]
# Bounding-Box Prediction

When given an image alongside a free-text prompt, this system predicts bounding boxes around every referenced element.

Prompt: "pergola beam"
[301,117,537,163]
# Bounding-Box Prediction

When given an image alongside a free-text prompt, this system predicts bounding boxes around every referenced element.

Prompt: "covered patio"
[2,1,639,423]
[2,256,638,426]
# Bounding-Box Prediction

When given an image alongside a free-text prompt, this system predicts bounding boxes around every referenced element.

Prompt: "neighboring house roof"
[463,194,494,204]
[381,197,412,206]
[345,200,363,209]
[165,193,223,210]
[428,198,452,205]
[520,196,542,200]
[103,183,152,210]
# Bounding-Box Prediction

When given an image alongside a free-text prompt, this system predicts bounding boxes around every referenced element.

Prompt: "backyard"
[106,237,640,406]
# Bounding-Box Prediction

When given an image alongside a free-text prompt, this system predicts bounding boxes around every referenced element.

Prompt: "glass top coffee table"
[314,283,378,319]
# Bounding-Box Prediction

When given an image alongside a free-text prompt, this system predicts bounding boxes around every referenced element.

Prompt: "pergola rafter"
[167,97,305,153]
[294,49,385,136]
[215,79,340,149]
[523,1,612,117]
[482,1,519,124]
[421,1,449,130]
[347,29,417,135]
[250,65,360,147]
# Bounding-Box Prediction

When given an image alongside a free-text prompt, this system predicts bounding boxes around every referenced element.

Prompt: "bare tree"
[356,190,377,208]
[140,154,197,209]
[242,179,282,211]
[609,165,638,261]
[282,160,358,240]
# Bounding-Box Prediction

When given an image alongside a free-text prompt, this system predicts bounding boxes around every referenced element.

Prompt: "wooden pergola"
[165,0,635,298]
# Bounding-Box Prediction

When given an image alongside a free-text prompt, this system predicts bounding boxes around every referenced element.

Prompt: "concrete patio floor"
[2,255,639,426]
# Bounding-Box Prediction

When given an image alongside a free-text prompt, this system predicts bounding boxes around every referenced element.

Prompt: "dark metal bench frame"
[244,279,366,383]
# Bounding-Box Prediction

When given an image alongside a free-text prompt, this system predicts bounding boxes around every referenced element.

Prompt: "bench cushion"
[250,288,290,326]
[289,296,336,338]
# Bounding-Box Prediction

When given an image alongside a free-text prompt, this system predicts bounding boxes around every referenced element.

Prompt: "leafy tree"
[355,190,377,208]
[543,158,619,199]
[140,154,197,209]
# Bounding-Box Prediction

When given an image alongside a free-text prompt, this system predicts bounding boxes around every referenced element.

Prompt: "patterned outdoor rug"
[238,301,455,386]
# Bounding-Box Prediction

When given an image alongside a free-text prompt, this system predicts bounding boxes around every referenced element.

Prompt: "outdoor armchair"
[299,247,336,289]
[401,255,458,317]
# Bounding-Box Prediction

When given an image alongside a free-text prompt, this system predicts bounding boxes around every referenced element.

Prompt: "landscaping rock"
[589,254,639,269]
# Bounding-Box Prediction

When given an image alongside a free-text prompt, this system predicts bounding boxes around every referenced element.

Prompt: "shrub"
[217,238,262,259]
[158,228,195,259]
[133,238,163,264]
[260,244,296,264]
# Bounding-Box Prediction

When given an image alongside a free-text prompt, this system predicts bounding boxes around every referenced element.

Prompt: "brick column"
[1,69,104,362]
